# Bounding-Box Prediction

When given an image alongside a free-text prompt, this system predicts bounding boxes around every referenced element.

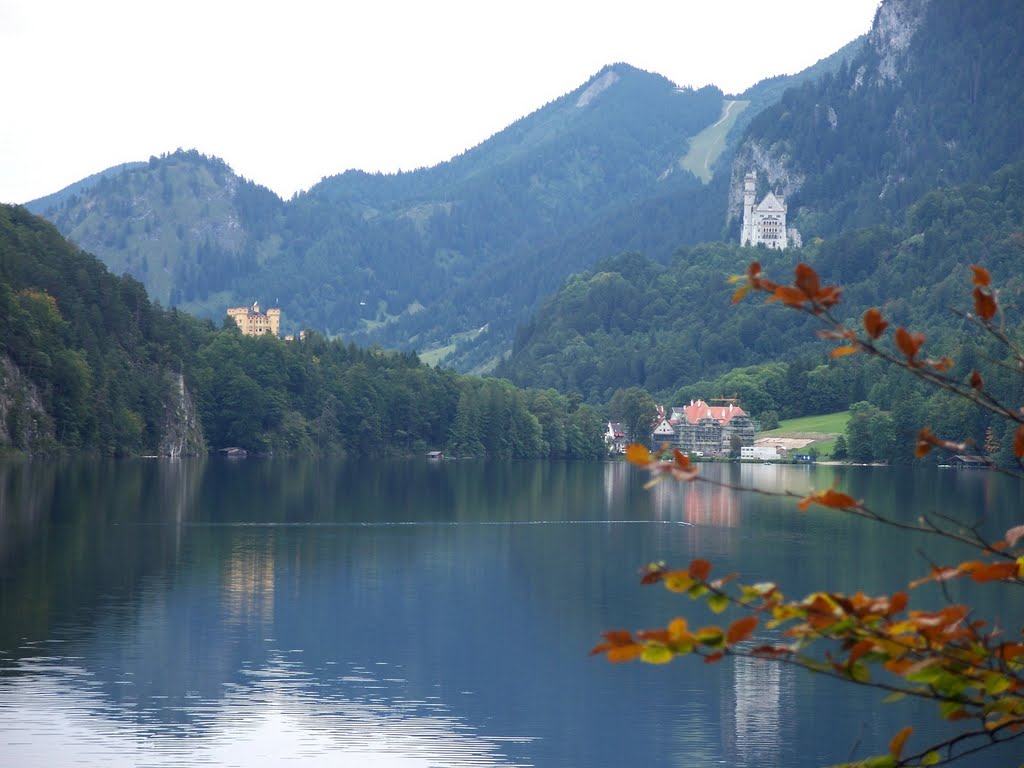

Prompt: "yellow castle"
[227,302,281,337]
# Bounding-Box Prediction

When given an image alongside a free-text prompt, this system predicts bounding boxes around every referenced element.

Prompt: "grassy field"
[761,411,851,436]
[680,100,749,182]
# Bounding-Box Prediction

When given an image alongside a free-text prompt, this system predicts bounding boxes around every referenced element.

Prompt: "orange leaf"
[888,591,908,616]
[970,265,991,287]
[996,643,1024,661]
[830,345,859,358]
[770,284,810,307]
[726,615,758,645]
[894,327,925,361]
[798,488,860,511]
[689,558,712,581]
[889,726,913,759]
[793,263,821,297]
[970,370,984,390]
[731,284,751,304]
[863,307,889,339]
[963,561,1018,582]
[703,651,725,664]
[625,444,654,466]
[1015,425,1024,459]
[974,287,997,321]
[607,644,643,663]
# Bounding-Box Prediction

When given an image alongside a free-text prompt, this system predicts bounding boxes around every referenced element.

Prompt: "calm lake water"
[1,458,1021,767]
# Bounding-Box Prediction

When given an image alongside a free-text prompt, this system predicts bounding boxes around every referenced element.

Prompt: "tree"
[593,262,1024,767]
[608,386,657,444]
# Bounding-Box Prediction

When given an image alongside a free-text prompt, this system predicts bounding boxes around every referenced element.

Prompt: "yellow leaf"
[708,593,729,614]
[663,571,694,593]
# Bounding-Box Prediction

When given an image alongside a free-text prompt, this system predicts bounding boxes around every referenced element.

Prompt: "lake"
[0,458,1021,767]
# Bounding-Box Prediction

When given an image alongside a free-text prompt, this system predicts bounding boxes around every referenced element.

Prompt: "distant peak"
[576,69,620,108]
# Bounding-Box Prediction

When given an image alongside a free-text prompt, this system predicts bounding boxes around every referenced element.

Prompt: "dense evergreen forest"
[0,206,606,459]
[498,161,1024,464]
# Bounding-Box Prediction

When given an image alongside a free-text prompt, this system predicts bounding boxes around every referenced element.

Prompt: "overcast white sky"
[0,0,880,204]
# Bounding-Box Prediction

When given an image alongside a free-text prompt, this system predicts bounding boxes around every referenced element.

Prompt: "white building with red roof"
[655,399,756,456]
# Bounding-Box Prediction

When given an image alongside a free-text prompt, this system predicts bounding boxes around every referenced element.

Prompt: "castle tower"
[741,173,756,246]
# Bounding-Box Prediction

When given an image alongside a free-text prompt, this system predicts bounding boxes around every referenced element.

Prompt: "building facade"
[741,172,788,250]
[227,302,281,337]
[652,400,756,457]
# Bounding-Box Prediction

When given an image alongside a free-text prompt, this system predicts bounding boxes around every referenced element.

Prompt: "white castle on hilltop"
[740,172,788,250]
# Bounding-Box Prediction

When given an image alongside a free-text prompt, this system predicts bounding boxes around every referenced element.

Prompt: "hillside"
[30,45,860,372]
[0,205,607,460]
[728,0,1024,239]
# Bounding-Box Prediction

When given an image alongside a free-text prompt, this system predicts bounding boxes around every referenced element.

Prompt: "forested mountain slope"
[30,39,860,372]
[0,206,607,460]
[730,0,1024,239]
[497,160,1024,452]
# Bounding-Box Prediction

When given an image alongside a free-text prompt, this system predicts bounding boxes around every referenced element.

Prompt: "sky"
[0,0,880,205]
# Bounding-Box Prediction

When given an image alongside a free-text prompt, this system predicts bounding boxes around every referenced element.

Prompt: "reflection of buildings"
[650,476,740,528]
[724,655,794,768]
[222,539,276,627]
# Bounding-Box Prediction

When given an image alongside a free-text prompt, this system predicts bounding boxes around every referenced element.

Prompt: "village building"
[651,400,756,457]
[741,445,782,462]
[227,302,281,337]
[741,172,788,250]
[605,422,628,454]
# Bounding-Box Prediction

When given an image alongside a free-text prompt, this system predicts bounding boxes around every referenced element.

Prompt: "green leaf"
[881,691,906,704]
[687,583,709,600]
[641,645,673,665]
[849,661,870,683]
[921,751,941,766]
[708,593,730,614]
[939,700,965,720]
[984,673,1012,695]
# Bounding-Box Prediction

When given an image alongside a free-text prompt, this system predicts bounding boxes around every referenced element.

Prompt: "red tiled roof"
[669,400,748,425]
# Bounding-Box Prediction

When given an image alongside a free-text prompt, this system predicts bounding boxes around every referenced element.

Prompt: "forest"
[0,205,606,460]
[498,161,1024,465]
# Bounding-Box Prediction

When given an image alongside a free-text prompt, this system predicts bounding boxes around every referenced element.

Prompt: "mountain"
[31,45,859,372]
[727,0,1024,239]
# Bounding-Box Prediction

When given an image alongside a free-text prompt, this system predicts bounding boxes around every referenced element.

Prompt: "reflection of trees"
[0,458,207,658]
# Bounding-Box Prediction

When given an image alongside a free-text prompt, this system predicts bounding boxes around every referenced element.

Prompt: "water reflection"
[1,458,1021,767]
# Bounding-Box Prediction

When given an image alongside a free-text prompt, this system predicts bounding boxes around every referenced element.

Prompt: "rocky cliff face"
[726,0,931,230]
[0,356,55,455]
[158,373,206,457]
[868,0,931,85]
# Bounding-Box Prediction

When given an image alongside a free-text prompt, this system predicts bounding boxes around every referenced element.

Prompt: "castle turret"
[741,172,756,246]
